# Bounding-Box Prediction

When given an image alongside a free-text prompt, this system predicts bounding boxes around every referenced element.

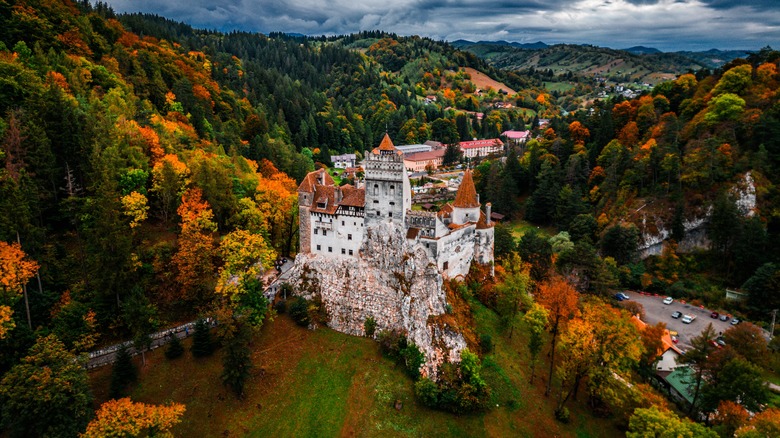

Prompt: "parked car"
[614,292,630,301]
[663,296,674,305]
[731,318,740,325]
[671,336,679,344]
[710,311,719,319]
[682,314,696,324]
[719,314,729,321]
[672,311,682,319]
[716,336,727,346]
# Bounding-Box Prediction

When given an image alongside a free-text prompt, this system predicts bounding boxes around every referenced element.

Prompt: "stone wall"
[286,221,467,378]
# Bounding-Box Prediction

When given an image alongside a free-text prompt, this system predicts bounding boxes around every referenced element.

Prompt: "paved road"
[628,293,737,351]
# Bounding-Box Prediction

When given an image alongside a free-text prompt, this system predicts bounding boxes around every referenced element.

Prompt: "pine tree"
[221,324,252,398]
[191,319,214,358]
[165,334,184,359]
[109,345,137,399]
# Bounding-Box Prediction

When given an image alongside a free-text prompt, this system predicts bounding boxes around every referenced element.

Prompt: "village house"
[330,153,357,169]
[459,138,504,159]
[404,149,445,172]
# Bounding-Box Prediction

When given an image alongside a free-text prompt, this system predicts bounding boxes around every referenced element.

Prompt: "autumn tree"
[524,303,548,384]
[0,240,39,334]
[172,187,217,303]
[536,276,579,396]
[701,357,769,414]
[712,400,749,438]
[722,322,770,368]
[639,321,667,368]
[0,335,93,437]
[82,398,185,438]
[494,253,531,337]
[735,407,780,438]
[626,406,717,438]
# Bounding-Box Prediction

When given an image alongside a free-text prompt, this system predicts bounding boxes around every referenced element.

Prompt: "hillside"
[457,43,706,85]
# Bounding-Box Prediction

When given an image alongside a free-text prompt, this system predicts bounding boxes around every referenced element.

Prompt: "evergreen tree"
[600,223,640,265]
[165,335,184,359]
[191,319,214,358]
[221,323,252,399]
[110,345,137,399]
[525,160,561,224]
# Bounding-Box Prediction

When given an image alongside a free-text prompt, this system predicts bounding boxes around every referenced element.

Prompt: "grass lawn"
[544,82,575,93]
[507,219,558,240]
[90,310,624,437]
[327,168,342,185]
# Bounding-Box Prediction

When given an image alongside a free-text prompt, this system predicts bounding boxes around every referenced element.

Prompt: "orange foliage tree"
[81,398,185,438]
[536,276,579,395]
[0,241,39,338]
[171,188,217,302]
[254,160,298,254]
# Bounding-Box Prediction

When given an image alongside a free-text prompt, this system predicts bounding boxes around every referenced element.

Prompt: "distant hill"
[456,43,706,85]
[675,49,753,69]
[451,40,548,50]
[623,46,662,55]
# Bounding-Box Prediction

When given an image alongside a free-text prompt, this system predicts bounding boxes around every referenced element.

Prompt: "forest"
[1,0,780,436]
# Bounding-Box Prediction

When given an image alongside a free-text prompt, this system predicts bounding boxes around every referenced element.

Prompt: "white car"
[663,296,674,305]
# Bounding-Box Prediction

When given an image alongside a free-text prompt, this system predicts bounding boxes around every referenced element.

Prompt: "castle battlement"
[298,134,494,278]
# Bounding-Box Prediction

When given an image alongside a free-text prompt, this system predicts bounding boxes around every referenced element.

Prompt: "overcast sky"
[104,0,778,51]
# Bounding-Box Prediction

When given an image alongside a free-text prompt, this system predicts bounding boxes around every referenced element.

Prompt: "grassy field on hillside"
[90,309,624,437]
[544,82,575,92]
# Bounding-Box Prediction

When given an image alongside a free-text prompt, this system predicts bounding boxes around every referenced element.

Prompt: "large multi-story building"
[298,134,494,278]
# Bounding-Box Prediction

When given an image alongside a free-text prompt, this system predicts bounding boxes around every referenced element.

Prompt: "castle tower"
[364,134,412,228]
[452,169,481,225]
[297,168,335,254]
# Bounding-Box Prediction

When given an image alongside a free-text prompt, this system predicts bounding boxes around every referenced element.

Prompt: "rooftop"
[453,169,480,209]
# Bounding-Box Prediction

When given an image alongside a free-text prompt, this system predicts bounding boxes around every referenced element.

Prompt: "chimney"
[476,193,480,205]
[319,170,325,186]
[486,203,492,225]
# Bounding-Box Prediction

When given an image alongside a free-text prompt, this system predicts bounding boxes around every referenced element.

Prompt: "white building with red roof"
[458,138,504,158]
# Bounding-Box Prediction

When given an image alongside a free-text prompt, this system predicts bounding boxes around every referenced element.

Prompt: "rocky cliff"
[637,172,757,258]
[285,221,467,378]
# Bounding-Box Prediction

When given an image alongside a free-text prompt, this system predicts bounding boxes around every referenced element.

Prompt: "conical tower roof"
[378,133,396,151]
[453,169,480,208]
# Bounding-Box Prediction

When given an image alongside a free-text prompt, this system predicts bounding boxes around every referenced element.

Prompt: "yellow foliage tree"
[81,398,185,438]
[121,191,149,229]
[254,160,298,253]
[215,229,276,303]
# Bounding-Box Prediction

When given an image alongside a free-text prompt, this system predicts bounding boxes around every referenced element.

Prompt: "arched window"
[373,184,379,196]
[390,184,395,196]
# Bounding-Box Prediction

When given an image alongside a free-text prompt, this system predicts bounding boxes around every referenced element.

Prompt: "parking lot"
[627,293,737,351]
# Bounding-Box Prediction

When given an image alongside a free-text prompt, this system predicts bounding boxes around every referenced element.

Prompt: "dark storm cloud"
[104,0,779,51]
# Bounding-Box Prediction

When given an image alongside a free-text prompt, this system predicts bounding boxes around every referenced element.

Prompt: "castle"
[297,134,494,278]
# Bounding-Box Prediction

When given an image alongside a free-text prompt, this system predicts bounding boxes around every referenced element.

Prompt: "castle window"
[341,248,345,254]
[373,200,379,204]
[342,221,344,226]
[373,184,379,196]
[390,185,395,196]
[314,229,318,235]
[389,212,393,218]
[348,234,352,240]
[389,202,395,206]
[328,247,332,253]
[323,230,327,236]
[316,245,321,251]
[349,250,353,255]
[443,261,449,270]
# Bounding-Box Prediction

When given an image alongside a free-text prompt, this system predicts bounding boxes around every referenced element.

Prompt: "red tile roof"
[459,138,504,149]
[339,186,365,207]
[453,169,479,208]
[297,168,334,193]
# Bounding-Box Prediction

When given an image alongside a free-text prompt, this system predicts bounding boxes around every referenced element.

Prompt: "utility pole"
[771,309,778,339]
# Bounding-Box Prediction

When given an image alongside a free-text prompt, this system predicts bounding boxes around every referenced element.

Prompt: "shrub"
[191,319,214,358]
[377,330,404,358]
[555,407,570,423]
[414,378,440,407]
[288,297,310,327]
[479,334,493,354]
[364,317,377,337]
[165,335,184,359]
[273,299,287,314]
[401,342,425,379]
[445,304,453,314]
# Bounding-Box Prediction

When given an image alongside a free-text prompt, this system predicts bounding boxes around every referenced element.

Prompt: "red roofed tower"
[452,169,481,225]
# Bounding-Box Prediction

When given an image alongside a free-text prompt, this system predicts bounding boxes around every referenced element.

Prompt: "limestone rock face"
[286,221,466,378]
[637,172,756,258]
